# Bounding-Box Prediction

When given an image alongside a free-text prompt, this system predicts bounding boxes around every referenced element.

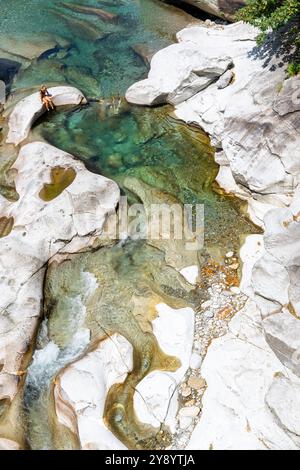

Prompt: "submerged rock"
[167,0,245,21]
[216,69,234,89]
[0,58,21,92]
[132,44,158,67]
[61,2,118,22]
[0,33,69,64]
[50,9,108,42]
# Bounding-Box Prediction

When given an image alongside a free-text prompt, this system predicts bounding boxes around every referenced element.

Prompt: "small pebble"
[188,376,206,390]
[181,386,191,398]
[204,310,214,319]
[185,399,195,407]
[190,353,202,370]
[179,416,193,430]
[179,405,200,418]
[229,263,239,270]
[230,286,241,294]
[201,300,211,309]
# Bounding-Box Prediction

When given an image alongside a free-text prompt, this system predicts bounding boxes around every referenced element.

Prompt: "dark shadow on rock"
[0,58,21,94]
[248,15,300,71]
[218,0,245,16]
[161,0,219,21]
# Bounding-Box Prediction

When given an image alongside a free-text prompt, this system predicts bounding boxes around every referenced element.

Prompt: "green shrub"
[287,62,300,76]
[236,0,299,32]
[236,1,300,70]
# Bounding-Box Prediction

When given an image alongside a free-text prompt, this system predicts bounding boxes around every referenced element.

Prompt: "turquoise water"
[1,0,257,450]
[1,0,196,97]
[0,0,255,247]
[37,103,255,248]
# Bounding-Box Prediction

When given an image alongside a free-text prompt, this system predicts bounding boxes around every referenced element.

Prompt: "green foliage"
[236,0,299,31]
[236,1,300,68]
[287,62,300,76]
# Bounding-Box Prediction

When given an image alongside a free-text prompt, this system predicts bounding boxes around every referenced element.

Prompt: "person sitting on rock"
[40,85,55,111]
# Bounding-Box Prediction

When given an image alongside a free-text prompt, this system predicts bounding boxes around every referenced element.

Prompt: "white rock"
[180,265,199,285]
[204,310,214,319]
[126,42,232,106]
[190,353,202,370]
[266,374,300,446]
[230,287,240,295]
[55,334,132,450]
[179,415,193,430]
[173,22,299,196]
[201,300,211,309]
[252,253,289,305]
[0,438,21,450]
[263,310,300,377]
[187,300,300,450]
[273,77,300,116]
[7,86,87,145]
[214,150,229,166]
[134,303,194,432]
[217,70,234,89]
[0,142,119,405]
[239,235,264,296]
[179,406,200,418]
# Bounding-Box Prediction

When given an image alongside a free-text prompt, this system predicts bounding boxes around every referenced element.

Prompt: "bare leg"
[43,98,50,111]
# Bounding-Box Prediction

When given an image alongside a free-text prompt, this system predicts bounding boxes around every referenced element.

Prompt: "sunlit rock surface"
[186,190,300,450]
[0,141,119,419]
[54,303,195,449]
[7,86,87,145]
[0,438,21,450]
[126,19,300,449]
[55,334,132,450]
[126,21,300,223]
[134,303,194,432]
[187,299,300,450]
[186,186,300,450]
[126,42,232,106]
[174,22,299,203]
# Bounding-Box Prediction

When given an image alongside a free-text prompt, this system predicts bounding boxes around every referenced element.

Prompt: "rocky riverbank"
[0,87,120,449]
[1,1,299,450]
[126,19,300,449]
